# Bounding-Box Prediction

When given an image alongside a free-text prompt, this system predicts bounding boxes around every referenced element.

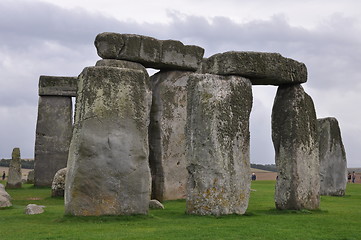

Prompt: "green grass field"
[1,180,360,240]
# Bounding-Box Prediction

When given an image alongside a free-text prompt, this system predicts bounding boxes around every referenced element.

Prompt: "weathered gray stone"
[318,117,347,196]
[201,51,307,85]
[25,204,45,215]
[0,184,12,207]
[6,148,22,189]
[51,168,67,197]
[27,170,34,184]
[272,84,320,210]
[38,75,78,97]
[149,199,164,209]
[185,73,253,216]
[94,32,204,71]
[65,66,151,216]
[34,96,73,187]
[149,71,191,201]
[96,59,147,71]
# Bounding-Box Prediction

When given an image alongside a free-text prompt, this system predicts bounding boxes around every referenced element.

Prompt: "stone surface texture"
[185,73,253,216]
[272,84,320,210]
[25,204,45,215]
[149,199,165,209]
[0,184,12,207]
[318,117,347,196]
[51,168,67,197]
[201,51,307,85]
[6,148,22,189]
[94,32,204,71]
[65,66,151,216]
[38,75,78,97]
[34,96,73,187]
[149,71,192,201]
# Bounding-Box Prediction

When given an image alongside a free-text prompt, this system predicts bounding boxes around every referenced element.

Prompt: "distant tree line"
[251,163,277,172]
[0,159,34,169]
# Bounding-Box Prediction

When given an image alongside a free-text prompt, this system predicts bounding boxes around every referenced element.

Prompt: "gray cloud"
[0,1,359,167]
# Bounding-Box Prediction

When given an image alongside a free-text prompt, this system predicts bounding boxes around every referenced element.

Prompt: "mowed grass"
[1,180,360,240]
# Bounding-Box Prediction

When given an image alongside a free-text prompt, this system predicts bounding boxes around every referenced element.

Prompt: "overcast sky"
[0,0,360,167]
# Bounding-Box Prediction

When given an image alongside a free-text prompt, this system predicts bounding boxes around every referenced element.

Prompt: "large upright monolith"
[6,148,22,189]
[34,76,76,187]
[149,71,192,201]
[318,117,347,196]
[272,84,320,210]
[65,64,151,216]
[185,73,253,216]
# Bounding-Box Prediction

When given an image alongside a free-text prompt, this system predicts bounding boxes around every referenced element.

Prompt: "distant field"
[0,166,32,180]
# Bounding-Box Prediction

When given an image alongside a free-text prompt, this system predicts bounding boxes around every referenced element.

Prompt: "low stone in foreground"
[186,73,253,216]
[201,51,307,85]
[52,168,67,197]
[25,204,45,215]
[0,184,12,208]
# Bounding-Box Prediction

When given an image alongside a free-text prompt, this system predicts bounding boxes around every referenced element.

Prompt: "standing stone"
[65,65,151,216]
[149,71,192,201]
[34,96,73,187]
[186,74,253,216]
[51,168,67,197]
[0,184,12,207]
[272,84,320,210]
[318,117,347,196]
[6,148,22,189]
[27,170,34,184]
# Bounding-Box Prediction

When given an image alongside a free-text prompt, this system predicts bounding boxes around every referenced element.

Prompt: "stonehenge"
[33,32,347,215]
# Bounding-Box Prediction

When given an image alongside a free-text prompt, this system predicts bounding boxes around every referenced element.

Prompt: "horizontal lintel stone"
[39,76,78,97]
[200,51,307,86]
[94,32,205,71]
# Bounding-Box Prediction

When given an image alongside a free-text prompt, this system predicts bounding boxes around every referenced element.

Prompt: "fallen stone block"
[25,204,45,215]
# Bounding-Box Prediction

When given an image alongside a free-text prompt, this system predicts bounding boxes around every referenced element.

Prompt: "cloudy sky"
[0,0,360,167]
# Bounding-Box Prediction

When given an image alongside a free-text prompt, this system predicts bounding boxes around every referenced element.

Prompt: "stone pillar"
[318,117,347,196]
[185,73,253,216]
[34,96,73,186]
[34,75,77,187]
[272,84,320,210]
[6,148,22,189]
[149,71,192,201]
[65,64,151,216]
